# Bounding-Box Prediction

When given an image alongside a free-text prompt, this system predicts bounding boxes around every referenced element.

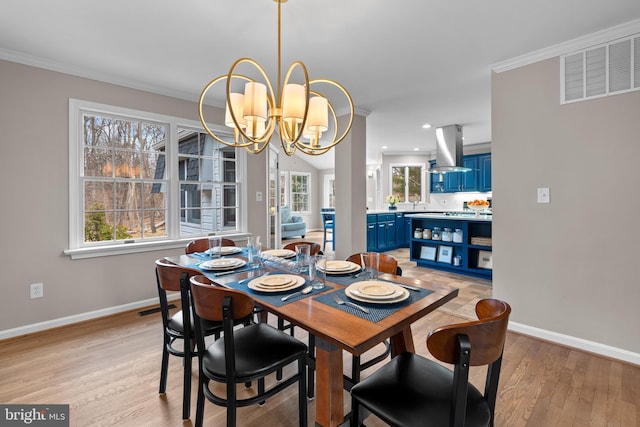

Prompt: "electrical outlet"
[30,283,44,299]
[256,191,263,202]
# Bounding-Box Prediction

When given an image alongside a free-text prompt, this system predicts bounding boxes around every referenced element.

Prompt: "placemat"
[223,273,333,307]
[314,286,433,323]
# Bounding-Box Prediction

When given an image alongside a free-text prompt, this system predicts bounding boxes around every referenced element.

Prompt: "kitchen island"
[405,213,493,279]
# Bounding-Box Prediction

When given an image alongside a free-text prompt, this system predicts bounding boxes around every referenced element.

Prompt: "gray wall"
[492,57,640,354]
[0,59,267,333]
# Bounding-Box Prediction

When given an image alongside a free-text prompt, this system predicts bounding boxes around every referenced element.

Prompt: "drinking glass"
[361,252,380,280]
[295,244,311,273]
[208,236,222,259]
[247,236,262,267]
[309,255,326,290]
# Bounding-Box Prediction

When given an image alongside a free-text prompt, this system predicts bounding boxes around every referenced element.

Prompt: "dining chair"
[346,252,402,276]
[185,237,237,254]
[320,208,335,252]
[350,298,511,427]
[283,240,323,256]
[189,276,308,427]
[154,259,225,420]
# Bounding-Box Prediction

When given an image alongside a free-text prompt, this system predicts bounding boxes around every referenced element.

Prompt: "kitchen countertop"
[367,209,450,214]
[404,213,492,222]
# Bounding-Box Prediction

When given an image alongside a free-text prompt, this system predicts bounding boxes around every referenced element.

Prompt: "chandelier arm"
[227,58,277,149]
[308,78,354,149]
[199,75,253,148]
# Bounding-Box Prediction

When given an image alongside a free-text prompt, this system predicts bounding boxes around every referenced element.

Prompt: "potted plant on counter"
[386,194,400,210]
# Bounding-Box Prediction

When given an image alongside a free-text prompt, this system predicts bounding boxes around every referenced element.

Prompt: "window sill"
[64,233,251,260]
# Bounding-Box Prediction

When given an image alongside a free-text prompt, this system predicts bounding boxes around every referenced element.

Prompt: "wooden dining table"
[167,253,458,427]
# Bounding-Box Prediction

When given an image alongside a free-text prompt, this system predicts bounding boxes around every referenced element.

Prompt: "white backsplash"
[395,192,492,212]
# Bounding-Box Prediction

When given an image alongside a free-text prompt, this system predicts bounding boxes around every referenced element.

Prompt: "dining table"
[166,250,458,427]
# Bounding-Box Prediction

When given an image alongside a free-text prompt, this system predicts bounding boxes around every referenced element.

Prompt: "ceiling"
[2,1,640,169]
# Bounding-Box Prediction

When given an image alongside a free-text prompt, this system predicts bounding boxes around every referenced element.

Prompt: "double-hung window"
[391,165,424,202]
[290,172,310,213]
[68,99,242,257]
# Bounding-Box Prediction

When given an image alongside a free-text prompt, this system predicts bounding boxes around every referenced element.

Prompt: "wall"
[0,59,268,334]
[492,57,640,354]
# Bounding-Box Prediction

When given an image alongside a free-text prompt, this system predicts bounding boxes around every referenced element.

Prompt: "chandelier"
[198,0,354,156]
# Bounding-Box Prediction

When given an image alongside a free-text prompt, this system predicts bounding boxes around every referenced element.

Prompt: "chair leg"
[159,340,169,394]
[298,356,308,427]
[258,378,266,406]
[351,354,361,385]
[182,341,192,420]
[227,378,237,427]
[307,334,316,399]
[195,379,205,427]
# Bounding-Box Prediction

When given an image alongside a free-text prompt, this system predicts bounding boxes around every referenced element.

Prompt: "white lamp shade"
[225,93,247,128]
[307,96,328,132]
[243,82,268,120]
[246,117,266,138]
[282,84,306,121]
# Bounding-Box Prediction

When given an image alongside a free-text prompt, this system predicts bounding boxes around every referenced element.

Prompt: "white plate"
[262,249,296,258]
[207,246,242,255]
[248,274,305,293]
[345,284,410,304]
[318,260,361,274]
[199,258,246,271]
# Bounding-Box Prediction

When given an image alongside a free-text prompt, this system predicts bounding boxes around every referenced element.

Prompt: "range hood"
[428,124,471,173]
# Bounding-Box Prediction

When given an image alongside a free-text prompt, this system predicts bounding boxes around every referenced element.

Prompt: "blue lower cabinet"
[367,215,377,252]
[367,213,404,251]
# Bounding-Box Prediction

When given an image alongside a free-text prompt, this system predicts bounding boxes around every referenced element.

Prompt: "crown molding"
[0,47,204,104]
[493,18,640,73]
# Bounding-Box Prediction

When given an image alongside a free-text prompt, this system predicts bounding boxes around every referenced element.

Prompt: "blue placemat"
[314,285,434,323]
[221,273,333,307]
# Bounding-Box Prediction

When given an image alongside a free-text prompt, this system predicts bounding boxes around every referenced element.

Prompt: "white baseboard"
[509,322,640,366]
[0,295,177,341]
[2,302,639,366]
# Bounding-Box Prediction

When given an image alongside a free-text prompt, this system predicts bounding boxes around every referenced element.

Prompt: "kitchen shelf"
[409,216,492,280]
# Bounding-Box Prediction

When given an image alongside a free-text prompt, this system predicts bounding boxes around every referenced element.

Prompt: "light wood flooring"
[1,234,638,426]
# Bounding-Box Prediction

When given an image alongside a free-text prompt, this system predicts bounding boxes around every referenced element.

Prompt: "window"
[279,171,288,207]
[290,172,310,213]
[68,100,243,254]
[391,165,423,202]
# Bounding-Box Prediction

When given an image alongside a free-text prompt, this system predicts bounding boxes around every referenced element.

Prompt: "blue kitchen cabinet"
[479,154,492,192]
[366,214,377,252]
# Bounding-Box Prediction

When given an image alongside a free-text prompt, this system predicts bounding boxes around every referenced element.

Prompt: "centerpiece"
[386,195,400,210]
[467,199,490,216]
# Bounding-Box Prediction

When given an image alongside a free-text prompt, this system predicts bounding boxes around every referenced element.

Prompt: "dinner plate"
[207,246,242,255]
[345,284,410,304]
[262,249,296,258]
[248,274,305,293]
[199,258,246,271]
[318,260,361,274]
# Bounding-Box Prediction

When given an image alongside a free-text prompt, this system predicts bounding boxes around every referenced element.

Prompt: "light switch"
[256,191,263,202]
[537,188,550,204]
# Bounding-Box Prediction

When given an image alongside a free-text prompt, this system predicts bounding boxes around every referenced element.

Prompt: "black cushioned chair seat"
[351,353,490,427]
[167,309,221,335]
[203,323,308,380]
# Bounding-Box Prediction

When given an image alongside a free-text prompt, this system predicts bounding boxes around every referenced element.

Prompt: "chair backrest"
[283,241,322,256]
[346,252,400,275]
[321,209,335,225]
[427,298,511,366]
[155,258,202,292]
[185,237,236,254]
[190,277,255,323]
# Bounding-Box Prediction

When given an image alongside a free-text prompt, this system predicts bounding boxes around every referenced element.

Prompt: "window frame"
[389,163,425,203]
[289,171,311,214]
[66,99,247,259]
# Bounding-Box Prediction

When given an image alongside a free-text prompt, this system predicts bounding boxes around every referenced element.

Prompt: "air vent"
[561,34,639,103]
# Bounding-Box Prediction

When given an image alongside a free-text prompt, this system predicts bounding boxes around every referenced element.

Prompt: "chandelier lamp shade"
[198,0,354,156]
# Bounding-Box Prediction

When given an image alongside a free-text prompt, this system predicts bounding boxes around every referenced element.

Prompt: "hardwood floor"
[1,235,638,426]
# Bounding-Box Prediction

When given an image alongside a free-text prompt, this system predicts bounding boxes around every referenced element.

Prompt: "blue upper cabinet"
[479,154,492,192]
[429,153,490,193]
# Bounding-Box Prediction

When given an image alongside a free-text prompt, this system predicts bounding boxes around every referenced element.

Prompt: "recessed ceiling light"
[422,124,432,129]
[413,148,420,151]
[381,145,388,150]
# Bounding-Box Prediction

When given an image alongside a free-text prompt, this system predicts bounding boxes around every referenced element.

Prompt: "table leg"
[390,325,415,355]
[314,337,344,427]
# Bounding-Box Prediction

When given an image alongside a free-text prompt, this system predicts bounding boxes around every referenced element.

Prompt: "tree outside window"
[391,165,423,203]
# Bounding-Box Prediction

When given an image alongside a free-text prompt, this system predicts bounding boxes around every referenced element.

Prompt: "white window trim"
[65,99,248,259]
[279,171,289,208]
[389,162,426,203]
[289,171,311,214]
